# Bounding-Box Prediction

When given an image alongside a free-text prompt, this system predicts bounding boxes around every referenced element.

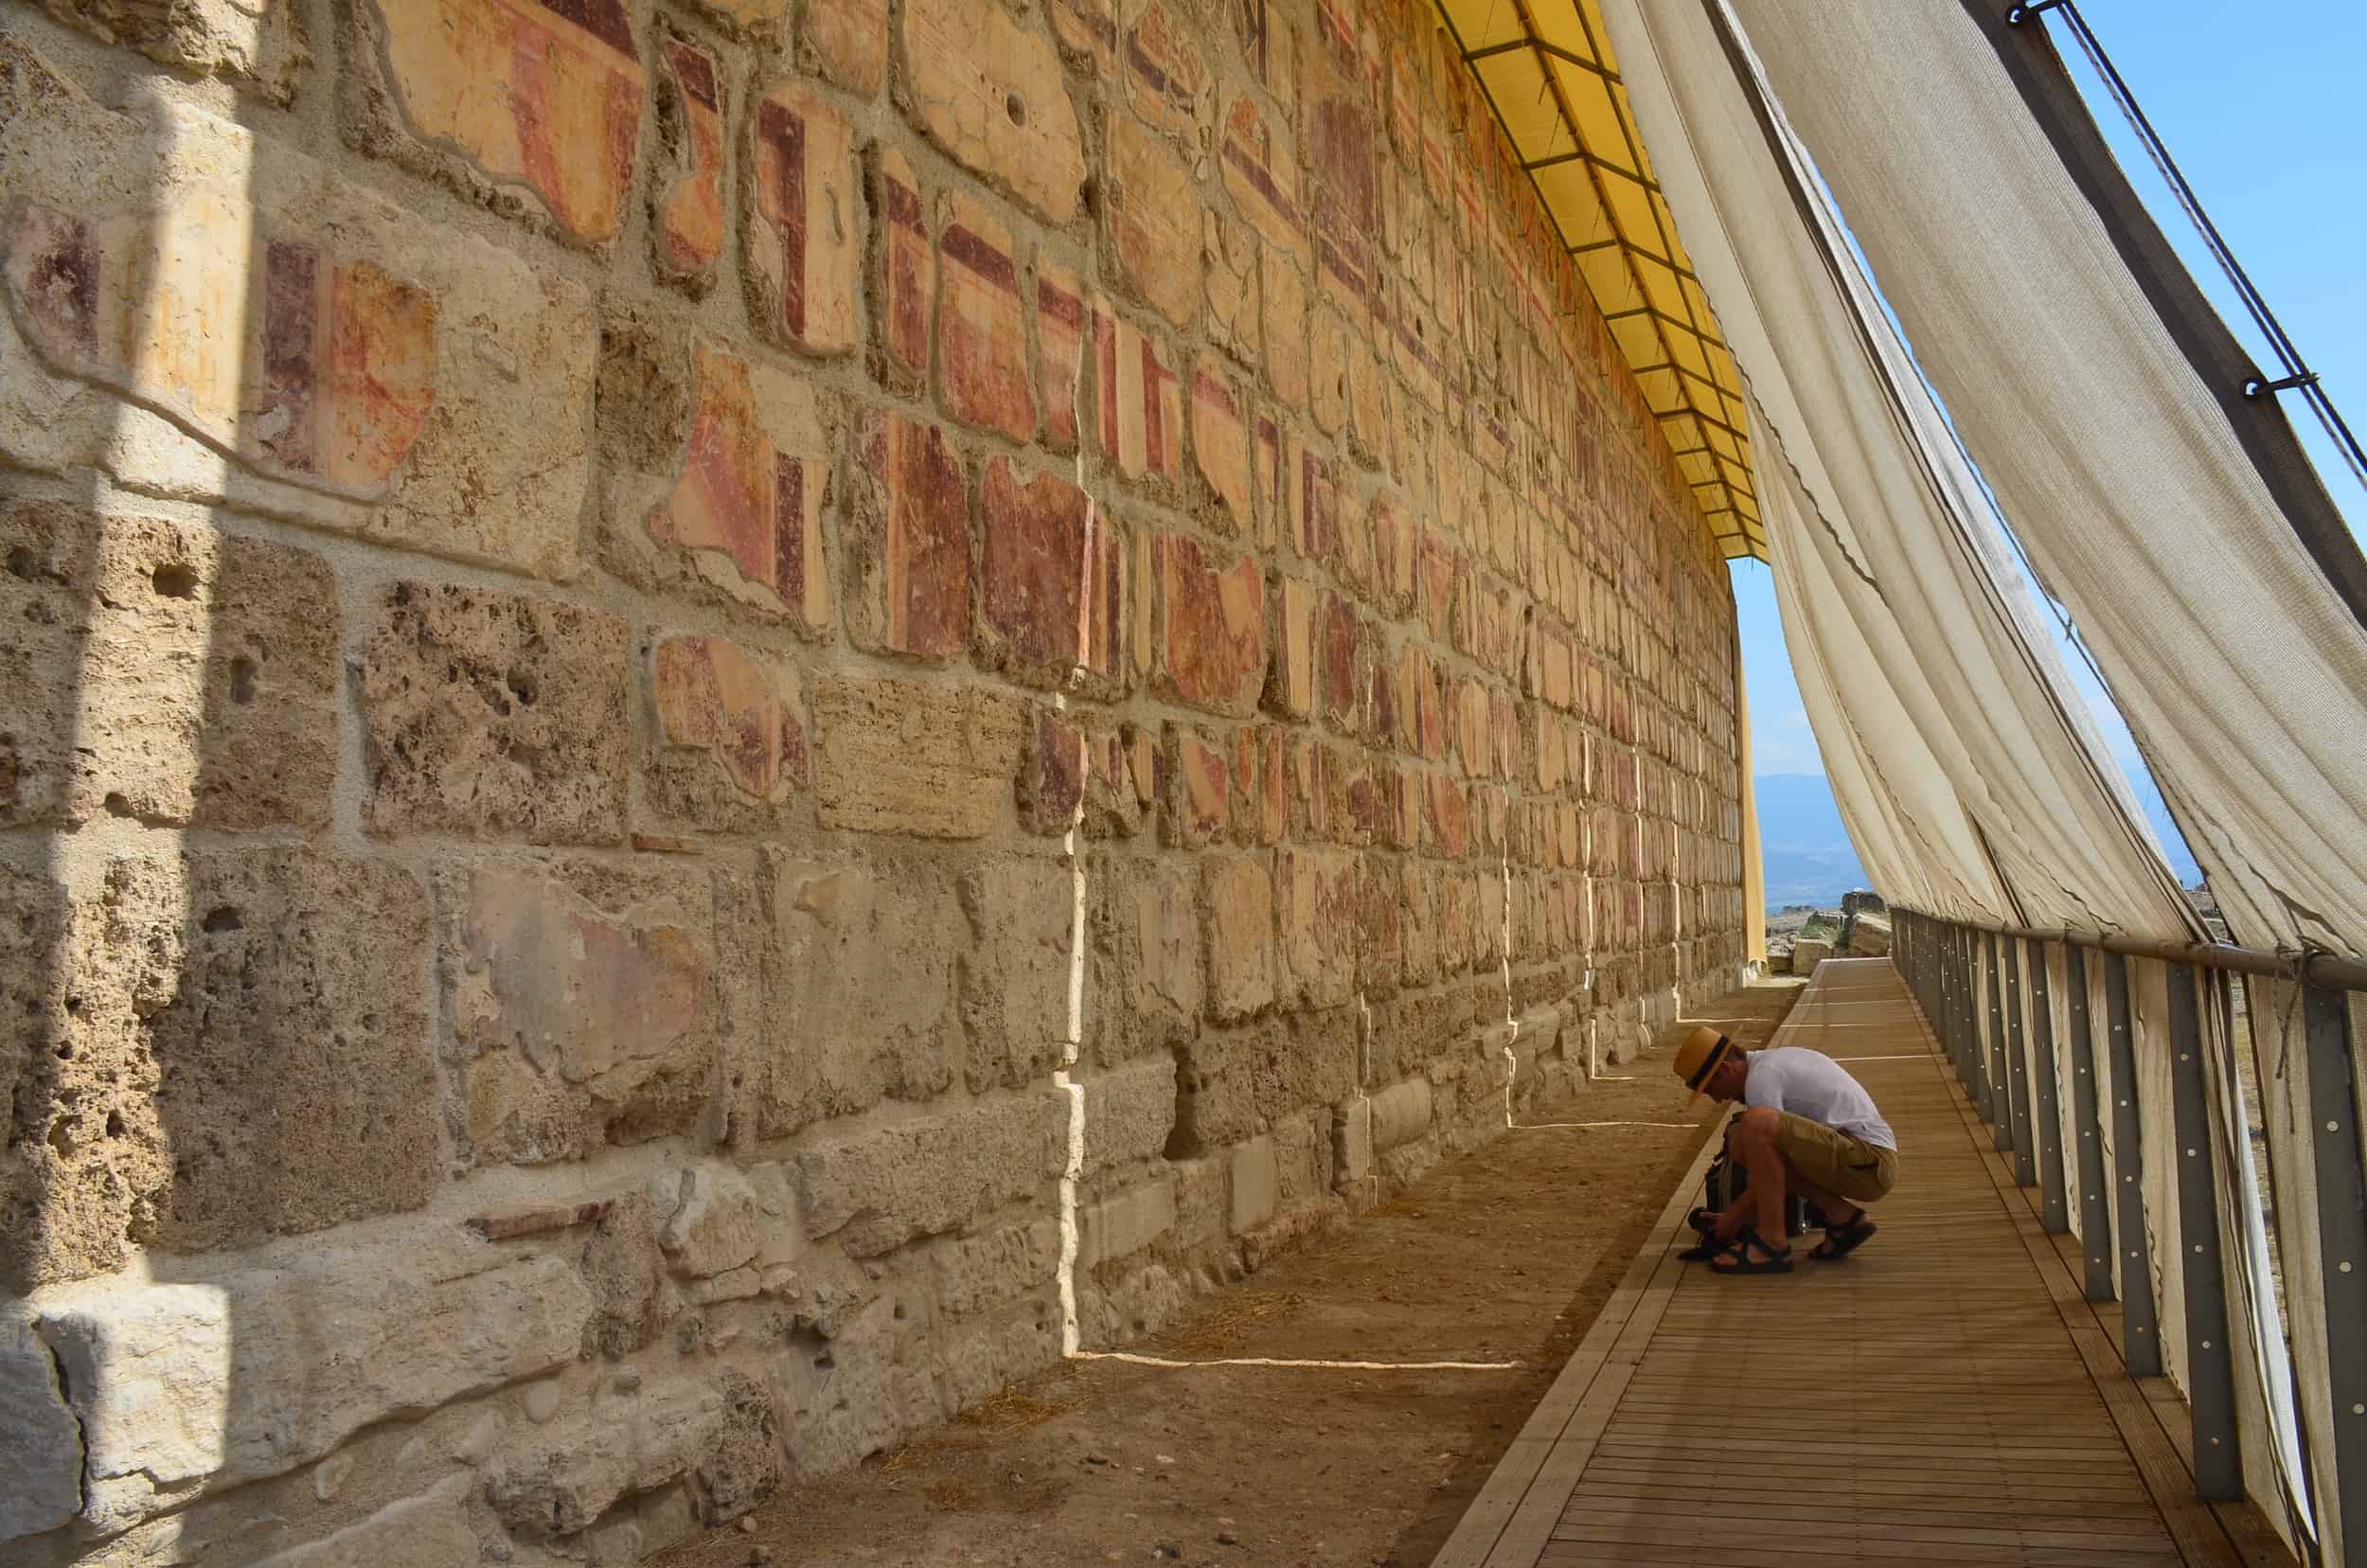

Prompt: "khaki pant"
[1772,1112,1897,1203]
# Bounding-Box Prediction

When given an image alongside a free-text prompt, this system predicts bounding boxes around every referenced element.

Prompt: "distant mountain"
[1750,772,2203,912]
[1753,774,1869,909]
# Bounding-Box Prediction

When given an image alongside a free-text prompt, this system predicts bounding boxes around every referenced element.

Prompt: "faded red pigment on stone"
[1095,308,1182,483]
[1190,364,1251,534]
[1158,533,1266,717]
[939,197,1035,442]
[1166,725,1228,846]
[749,82,858,353]
[876,150,932,385]
[1221,97,1305,262]
[376,0,645,243]
[981,458,1119,682]
[648,342,826,625]
[1319,592,1358,733]
[652,633,806,799]
[1124,0,1213,141]
[655,38,726,282]
[807,0,888,96]
[1035,260,1086,450]
[856,414,970,658]
[1021,707,1086,833]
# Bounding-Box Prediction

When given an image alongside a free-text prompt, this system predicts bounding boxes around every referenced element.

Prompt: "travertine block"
[790,1091,1068,1256]
[812,678,1023,839]
[1200,854,1272,1021]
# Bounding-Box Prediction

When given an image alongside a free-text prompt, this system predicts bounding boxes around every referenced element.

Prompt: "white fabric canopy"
[1733,0,2367,965]
[1593,0,2197,945]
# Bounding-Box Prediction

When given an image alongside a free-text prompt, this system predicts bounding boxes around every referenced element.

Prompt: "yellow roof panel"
[1432,0,1766,560]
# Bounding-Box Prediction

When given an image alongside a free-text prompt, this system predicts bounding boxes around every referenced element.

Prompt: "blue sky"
[1733,0,2365,889]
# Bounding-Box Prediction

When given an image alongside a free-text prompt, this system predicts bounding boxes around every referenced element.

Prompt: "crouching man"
[1672,1026,1899,1275]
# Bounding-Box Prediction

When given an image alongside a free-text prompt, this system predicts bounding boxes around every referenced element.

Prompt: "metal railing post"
[2064,945,2114,1301]
[1985,933,2012,1146]
[2164,962,2241,1500]
[2302,982,2367,1543]
[2104,953,2162,1376]
[2004,936,2037,1184]
[2028,938,2069,1232]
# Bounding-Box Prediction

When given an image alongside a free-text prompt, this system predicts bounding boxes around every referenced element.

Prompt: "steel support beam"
[2028,938,2070,1232]
[2003,937,2037,1184]
[2164,963,2241,1500]
[2104,953,2163,1376]
[2064,945,2114,1301]
[2302,982,2367,1554]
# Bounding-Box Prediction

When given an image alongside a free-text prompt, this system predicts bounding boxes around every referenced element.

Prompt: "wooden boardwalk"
[1434,957,2286,1568]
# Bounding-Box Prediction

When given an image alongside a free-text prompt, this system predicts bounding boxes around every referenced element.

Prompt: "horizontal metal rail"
[1892,907,2367,991]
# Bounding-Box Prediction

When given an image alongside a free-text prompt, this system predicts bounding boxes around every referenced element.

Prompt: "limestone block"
[652,38,726,288]
[790,1091,1068,1256]
[875,148,934,387]
[646,633,808,829]
[1368,1076,1432,1153]
[614,332,838,633]
[1122,0,1213,139]
[1019,707,1087,835]
[440,857,723,1167]
[1085,857,1200,1066]
[1227,1135,1277,1233]
[1172,1008,1359,1150]
[809,0,888,95]
[486,1377,725,1537]
[845,414,971,661]
[0,66,593,578]
[1169,1154,1229,1252]
[930,1215,1060,1318]
[246,1478,477,1568]
[1036,258,1087,452]
[1333,1096,1372,1188]
[1201,854,1273,1021]
[1273,1111,1326,1208]
[696,1367,781,1524]
[364,583,629,844]
[1191,363,1253,534]
[41,1241,590,1529]
[1223,97,1308,266]
[1204,213,1261,366]
[1105,112,1197,329]
[352,0,642,244]
[902,0,1086,223]
[1158,533,1268,717]
[756,846,964,1137]
[1164,725,1229,847]
[1077,1176,1175,1270]
[1079,1057,1177,1174]
[979,458,1124,688]
[1094,304,1184,484]
[1266,574,1318,720]
[39,0,309,104]
[932,1293,1063,1418]
[745,80,862,354]
[1274,847,1356,1009]
[659,1163,801,1279]
[1791,937,1832,971]
[958,857,1073,1093]
[811,678,1023,839]
[940,193,1036,441]
[0,504,336,831]
[770,1299,939,1477]
[0,1310,79,1539]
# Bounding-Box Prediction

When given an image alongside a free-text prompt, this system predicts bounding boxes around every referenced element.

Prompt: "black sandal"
[1810,1206,1877,1262]
[1707,1224,1793,1275]
[1686,1206,1718,1237]
[1676,1207,1723,1260]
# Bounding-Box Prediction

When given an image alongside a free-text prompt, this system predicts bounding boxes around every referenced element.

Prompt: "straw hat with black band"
[1672,1025,1736,1104]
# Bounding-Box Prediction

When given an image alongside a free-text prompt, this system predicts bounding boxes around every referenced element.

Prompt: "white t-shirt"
[1742,1046,1896,1151]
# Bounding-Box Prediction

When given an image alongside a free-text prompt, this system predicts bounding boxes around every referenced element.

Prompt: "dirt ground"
[655,981,1802,1568]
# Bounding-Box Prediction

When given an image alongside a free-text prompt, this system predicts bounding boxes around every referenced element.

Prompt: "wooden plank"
[1424,1072,1725,1567]
[1438,963,2269,1568]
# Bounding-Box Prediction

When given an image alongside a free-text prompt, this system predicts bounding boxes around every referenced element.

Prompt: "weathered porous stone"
[1088,857,1201,1066]
[365,583,630,844]
[440,857,724,1166]
[0,503,337,831]
[757,846,965,1136]
[929,1215,1060,1318]
[958,857,1073,1093]
[246,1478,478,1568]
[790,1092,1068,1256]
[487,1376,724,1537]
[0,1310,80,1539]
[41,1238,591,1529]
[812,678,1023,839]
[1171,1007,1358,1151]
[1228,1135,1277,1233]
[1079,1055,1178,1174]
[1200,854,1273,1022]
[1077,1176,1176,1270]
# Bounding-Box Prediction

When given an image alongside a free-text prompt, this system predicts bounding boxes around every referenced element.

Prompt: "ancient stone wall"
[0,0,1745,1559]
